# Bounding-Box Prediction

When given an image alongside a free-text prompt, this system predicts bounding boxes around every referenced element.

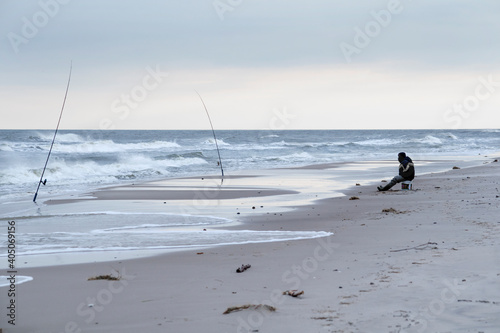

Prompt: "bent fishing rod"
[33,62,72,203]
[195,91,224,181]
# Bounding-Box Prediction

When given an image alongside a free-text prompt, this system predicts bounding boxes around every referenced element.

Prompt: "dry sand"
[2,159,500,332]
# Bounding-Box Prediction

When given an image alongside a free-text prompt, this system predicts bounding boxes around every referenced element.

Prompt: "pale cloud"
[3,65,498,130]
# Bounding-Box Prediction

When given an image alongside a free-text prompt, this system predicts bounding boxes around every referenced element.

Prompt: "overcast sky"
[1,0,499,129]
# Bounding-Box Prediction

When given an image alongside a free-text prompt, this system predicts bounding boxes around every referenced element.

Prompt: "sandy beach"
[2,158,500,332]
[3,0,500,330]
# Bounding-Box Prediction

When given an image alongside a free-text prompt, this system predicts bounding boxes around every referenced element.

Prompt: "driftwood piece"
[236,264,251,273]
[390,242,438,252]
[283,290,304,297]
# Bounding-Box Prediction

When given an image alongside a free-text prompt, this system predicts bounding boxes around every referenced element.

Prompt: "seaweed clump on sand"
[88,274,121,281]
[382,208,407,214]
[223,304,276,315]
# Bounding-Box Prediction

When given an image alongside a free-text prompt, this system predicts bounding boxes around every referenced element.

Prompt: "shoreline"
[0,156,496,269]
[2,157,500,332]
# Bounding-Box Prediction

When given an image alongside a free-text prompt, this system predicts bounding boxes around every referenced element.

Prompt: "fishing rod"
[33,62,72,203]
[195,91,224,180]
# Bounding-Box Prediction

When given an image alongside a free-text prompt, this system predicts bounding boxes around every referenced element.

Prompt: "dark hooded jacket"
[399,156,415,181]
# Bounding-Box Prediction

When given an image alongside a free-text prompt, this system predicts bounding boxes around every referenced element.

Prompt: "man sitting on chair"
[377,152,415,191]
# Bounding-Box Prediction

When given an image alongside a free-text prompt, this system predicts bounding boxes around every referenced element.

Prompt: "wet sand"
[2,158,500,332]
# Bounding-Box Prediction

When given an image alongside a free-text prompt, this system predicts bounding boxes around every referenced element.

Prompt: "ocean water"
[1,129,499,264]
[1,129,499,201]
